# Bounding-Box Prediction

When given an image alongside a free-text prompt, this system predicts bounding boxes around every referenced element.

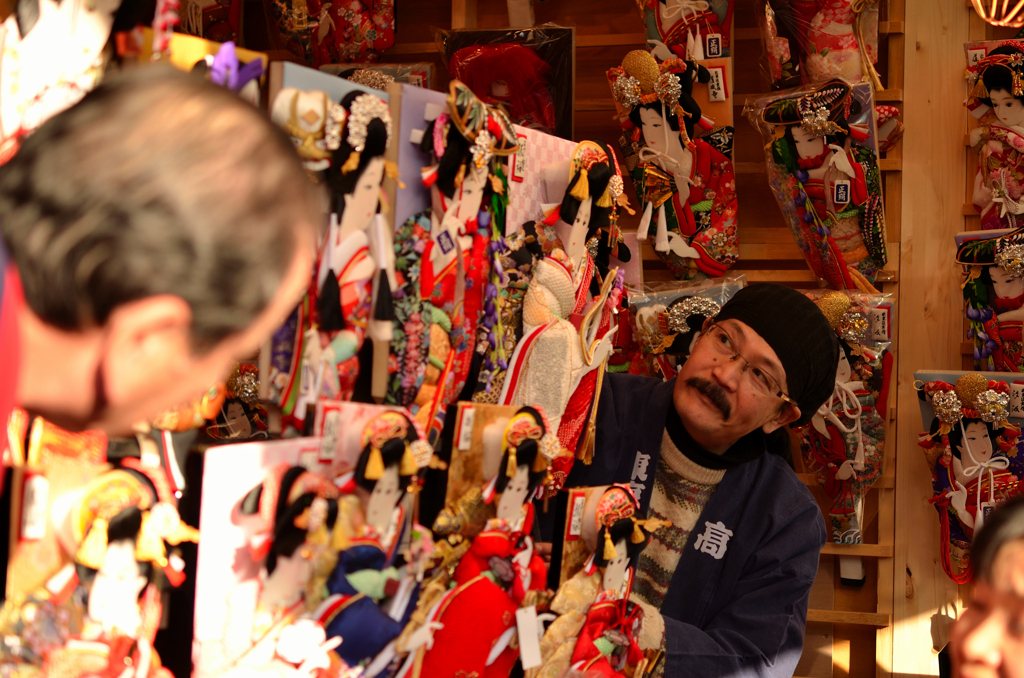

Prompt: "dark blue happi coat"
[551,373,826,678]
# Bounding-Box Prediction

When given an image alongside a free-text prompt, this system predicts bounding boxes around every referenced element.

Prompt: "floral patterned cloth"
[270,0,395,66]
[974,124,1024,231]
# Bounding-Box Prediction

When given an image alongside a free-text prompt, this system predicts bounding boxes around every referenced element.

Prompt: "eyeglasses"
[703,323,797,407]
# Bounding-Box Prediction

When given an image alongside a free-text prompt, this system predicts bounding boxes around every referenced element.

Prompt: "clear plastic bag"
[743,79,887,290]
[620,274,746,380]
[757,0,880,91]
[436,24,575,139]
[798,289,894,546]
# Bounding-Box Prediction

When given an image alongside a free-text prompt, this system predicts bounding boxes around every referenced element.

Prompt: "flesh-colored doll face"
[639,107,685,161]
[791,126,827,159]
[491,80,510,98]
[497,464,531,523]
[990,90,1024,128]
[224,401,252,438]
[951,539,1024,678]
[989,266,1024,300]
[456,164,489,223]
[88,540,147,634]
[601,539,629,594]
[836,349,852,383]
[954,420,996,486]
[340,156,386,236]
[366,465,402,532]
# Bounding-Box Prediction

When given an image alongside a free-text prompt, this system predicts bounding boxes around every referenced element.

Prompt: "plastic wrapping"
[637,0,736,59]
[965,39,1024,231]
[757,0,880,91]
[267,0,395,67]
[618,275,746,380]
[797,290,893,546]
[956,226,1024,372]
[437,25,575,139]
[915,371,1024,582]
[320,62,436,89]
[744,79,887,290]
[607,51,739,282]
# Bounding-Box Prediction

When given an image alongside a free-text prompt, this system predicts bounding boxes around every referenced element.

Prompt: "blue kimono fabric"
[548,374,827,678]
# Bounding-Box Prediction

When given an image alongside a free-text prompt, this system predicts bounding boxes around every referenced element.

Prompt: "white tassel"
[655,204,669,252]
[637,201,654,241]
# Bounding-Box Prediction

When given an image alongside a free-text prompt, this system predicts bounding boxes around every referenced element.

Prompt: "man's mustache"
[686,377,731,420]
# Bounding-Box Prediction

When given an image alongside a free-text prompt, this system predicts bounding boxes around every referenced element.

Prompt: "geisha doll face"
[954,420,997,485]
[87,539,147,635]
[365,465,403,533]
[491,80,510,98]
[496,465,532,523]
[990,89,1024,128]
[791,127,827,159]
[989,266,1024,300]
[340,156,386,238]
[639,107,686,163]
[224,401,252,438]
[601,539,629,594]
[456,163,489,223]
[836,348,853,383]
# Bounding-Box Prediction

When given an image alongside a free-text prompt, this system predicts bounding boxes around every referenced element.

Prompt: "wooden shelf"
[734,21,904,41]
[821,543,895,558]
[797,473,896,490]
[806,610,891,626]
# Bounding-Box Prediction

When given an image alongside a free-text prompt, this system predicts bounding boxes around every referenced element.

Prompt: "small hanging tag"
[706,67,728,103]
[833,179,851,207]
[968,48,987,66]
[457,405,476,451]
[436,229,455,255]
[516,606,543,670]
[1011,382,1024,417]
[869,304,892,342]
[511,134,527,183]
[978,502,995,531]
[566,489,588,541]
[320,408,342,462]
[705,33,723,58]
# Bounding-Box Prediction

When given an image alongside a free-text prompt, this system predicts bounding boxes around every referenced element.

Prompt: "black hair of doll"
[558,141,615,229]
[627,76,703,144]
[326,91,390,207]
[593,515,649,568]
[494,406,548,495]
[354,427,416,493]
[980,45,1024,108]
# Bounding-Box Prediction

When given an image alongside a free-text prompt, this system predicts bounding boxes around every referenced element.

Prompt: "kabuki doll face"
[639,106,687,167]
[990,89,1024,128]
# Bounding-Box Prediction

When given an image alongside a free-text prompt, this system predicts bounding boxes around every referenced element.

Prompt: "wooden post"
[894,0,970,674]
[452,0,478,29]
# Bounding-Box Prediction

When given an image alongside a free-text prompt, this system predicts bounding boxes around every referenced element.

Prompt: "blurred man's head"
[1,66,319,433]
[951,497,1024,678]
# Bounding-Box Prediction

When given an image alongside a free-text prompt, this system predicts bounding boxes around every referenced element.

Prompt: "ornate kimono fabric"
[269,0,395,67]
[637,0,735,59]
[746,79,887,291]
[918,375,1024,582]
[966,41,1024,231]
[797,291,893,545]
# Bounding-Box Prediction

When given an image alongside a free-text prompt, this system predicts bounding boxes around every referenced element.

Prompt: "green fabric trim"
[691,199,713,212]
[430,306,452,332]
[607,363,630,373]
[593,637,616,657]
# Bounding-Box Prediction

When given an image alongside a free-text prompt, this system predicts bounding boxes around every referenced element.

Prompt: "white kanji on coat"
[631,452,651,482]
[694,520,734,559]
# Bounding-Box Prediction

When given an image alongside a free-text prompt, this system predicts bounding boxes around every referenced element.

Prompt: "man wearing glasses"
[550,283,838,678]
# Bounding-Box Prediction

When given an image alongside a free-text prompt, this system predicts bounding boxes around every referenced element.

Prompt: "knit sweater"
[630,429,726,651]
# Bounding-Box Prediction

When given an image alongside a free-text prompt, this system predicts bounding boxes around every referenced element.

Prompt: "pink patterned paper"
[505,124,576,234]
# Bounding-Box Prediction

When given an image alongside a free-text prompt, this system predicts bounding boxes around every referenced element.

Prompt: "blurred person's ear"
[100,295,196,408]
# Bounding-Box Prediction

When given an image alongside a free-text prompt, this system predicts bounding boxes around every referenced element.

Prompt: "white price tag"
[457,407,476,450]
[1011,383,1024,417]
[320,410,341,461]
[968,48,987,66]
[706,67,727,103]
[869,305,891,341]
[569,495,587,538]
[516,606,543,670]
[21,475,49,541]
